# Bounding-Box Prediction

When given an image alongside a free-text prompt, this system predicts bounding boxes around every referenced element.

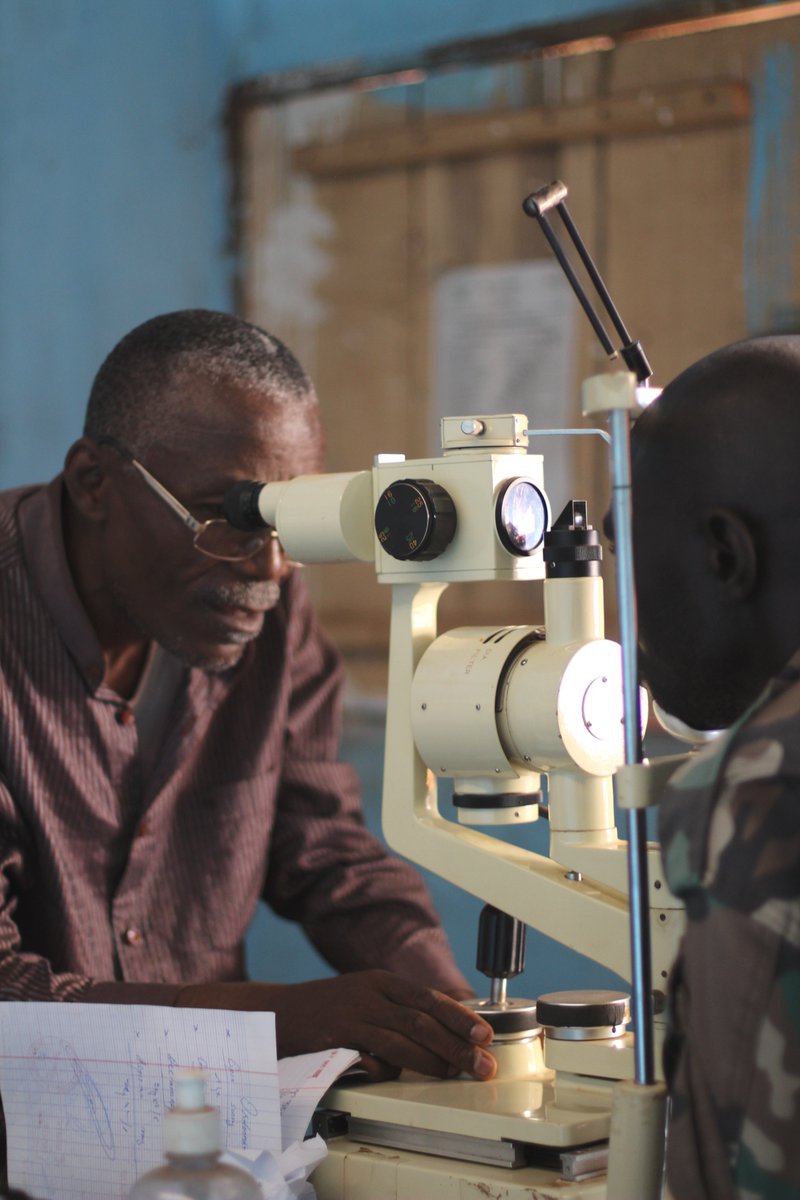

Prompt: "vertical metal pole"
[608,406,654,1086]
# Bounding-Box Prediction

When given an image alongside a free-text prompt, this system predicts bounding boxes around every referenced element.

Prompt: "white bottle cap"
[164,1069,220,1156]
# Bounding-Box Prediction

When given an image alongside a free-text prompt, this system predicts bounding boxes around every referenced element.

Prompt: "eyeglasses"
[97,437,277,562]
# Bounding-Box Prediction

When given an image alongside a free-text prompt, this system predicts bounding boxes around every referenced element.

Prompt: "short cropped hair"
[84,310,314,454]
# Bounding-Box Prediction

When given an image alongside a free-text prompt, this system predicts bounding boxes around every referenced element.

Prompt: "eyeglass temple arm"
[129,457,203,534]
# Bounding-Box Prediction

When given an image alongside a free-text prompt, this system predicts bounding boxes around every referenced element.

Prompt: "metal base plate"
[323,1071,614,1150]
[313,1137,608,1199]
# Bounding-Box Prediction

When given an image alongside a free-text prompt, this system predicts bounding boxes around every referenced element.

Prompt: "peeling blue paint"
[744,42,800,334]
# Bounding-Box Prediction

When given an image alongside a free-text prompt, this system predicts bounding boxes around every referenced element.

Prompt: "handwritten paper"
[0,1002,279,1200]
[278,1048,359,1150]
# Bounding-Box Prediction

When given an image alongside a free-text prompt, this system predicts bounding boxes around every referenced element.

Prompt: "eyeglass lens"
[194,520,271,562]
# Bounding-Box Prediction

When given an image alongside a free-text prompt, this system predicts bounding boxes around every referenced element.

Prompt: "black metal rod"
[532,214,617,357]
[523,181,652,382]
[556,202,634,349]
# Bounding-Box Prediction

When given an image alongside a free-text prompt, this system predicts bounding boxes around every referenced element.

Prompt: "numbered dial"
[374,479,457,561]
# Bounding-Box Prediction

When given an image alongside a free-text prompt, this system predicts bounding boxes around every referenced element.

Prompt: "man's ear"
[702,506,758,602]
[63,438,113,522]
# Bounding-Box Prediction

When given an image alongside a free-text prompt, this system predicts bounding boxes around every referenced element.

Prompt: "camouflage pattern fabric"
[659,652,800,1199]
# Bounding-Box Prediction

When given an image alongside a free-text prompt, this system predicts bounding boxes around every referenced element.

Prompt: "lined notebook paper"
[277,1048,359,1149]
[0,1003,279,1200]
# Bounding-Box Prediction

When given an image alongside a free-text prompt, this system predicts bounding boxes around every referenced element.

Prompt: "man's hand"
[177,970,495,1081]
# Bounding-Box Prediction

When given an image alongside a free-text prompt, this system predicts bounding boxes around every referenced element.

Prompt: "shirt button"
[116,707,135,726]
[123,927,144,946]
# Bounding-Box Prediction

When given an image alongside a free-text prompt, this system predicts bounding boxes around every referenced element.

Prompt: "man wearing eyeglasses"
[0,309,495,1085]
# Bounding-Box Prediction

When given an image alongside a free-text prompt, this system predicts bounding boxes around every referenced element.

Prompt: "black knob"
[476,905,526,980]
[374,478,456,562]
[544,499,602,579]
[536,989,630,1031]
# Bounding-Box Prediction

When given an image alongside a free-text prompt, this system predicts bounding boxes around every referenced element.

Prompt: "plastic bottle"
[128,1069,262,1199]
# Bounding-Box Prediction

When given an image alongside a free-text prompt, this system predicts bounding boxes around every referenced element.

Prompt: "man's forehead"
[171,368,311,417]
[183,420,319,475]
[155,379,324,481]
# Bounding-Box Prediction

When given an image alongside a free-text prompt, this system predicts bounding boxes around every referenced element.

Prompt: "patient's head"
[631,334,800,730]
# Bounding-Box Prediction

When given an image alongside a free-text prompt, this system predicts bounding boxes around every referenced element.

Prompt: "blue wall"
[0,2,230,484]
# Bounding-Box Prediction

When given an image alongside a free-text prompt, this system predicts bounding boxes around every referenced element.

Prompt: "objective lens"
[495,479,549,555]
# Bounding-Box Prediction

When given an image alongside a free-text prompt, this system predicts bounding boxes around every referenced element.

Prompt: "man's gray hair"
[84,309,314,455]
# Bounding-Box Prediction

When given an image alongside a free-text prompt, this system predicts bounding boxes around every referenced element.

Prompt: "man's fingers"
[369,975,496,1079]
[277,971,497,1080]
[383,973,494,1045]
[426,988,494,1045]
[358,1024,494,1081]
[402,1007,495,1078]
[356,1053,401,1083]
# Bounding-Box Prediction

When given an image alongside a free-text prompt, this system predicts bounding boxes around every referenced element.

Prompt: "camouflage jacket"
[660,651,800,1199]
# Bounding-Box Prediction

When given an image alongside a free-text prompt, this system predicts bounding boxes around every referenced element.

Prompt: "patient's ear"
[702,506,757,602]
[63,438,113,522]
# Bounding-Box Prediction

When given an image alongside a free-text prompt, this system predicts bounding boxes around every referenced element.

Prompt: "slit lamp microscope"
[224,183,686,1199]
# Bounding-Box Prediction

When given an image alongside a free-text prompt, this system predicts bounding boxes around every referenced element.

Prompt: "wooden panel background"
[235,15,800,693]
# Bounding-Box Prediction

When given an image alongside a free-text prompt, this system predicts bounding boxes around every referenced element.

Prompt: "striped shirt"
[0,478,466,1004]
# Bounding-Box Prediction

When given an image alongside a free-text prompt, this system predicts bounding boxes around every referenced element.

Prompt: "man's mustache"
[200,581,282,609]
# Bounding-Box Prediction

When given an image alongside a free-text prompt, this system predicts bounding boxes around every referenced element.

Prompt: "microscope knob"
[536,989,631,1039]
[476,905,526,979]
[544,499,602,578]
[374,478,457,561]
